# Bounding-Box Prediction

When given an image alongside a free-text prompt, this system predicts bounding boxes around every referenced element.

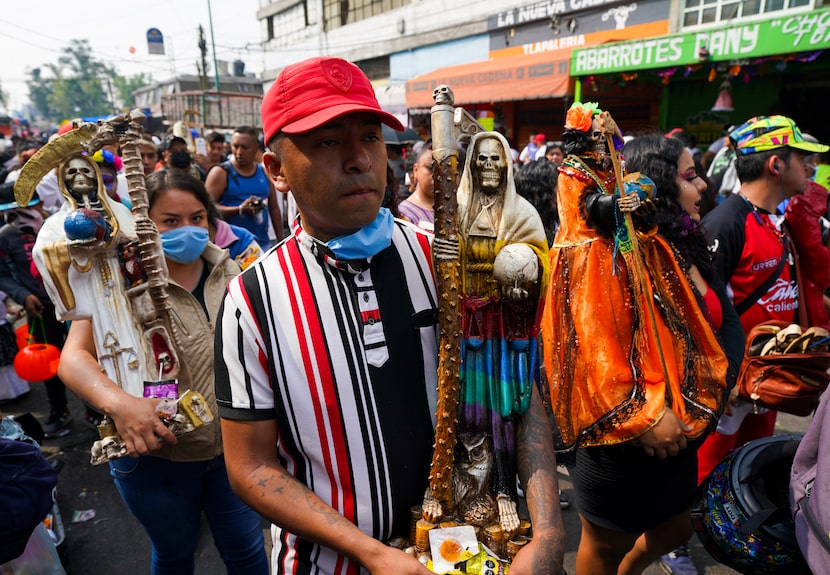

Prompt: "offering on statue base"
[416,518,436,553]
[481,524,505,558]
[428,525,478,574]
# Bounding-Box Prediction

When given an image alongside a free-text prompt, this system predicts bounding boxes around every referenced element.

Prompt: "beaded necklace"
[561,155,616,195]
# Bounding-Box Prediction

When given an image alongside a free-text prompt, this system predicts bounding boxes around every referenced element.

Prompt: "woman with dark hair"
[623,134,744,575]
[57,169,269,574]
[544,142,565,164]
[515,157,559,244]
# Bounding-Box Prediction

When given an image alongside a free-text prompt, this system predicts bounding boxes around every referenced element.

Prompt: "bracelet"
[239,205,243,216]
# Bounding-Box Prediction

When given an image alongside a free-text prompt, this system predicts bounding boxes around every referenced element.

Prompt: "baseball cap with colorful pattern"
[730,115,829,155]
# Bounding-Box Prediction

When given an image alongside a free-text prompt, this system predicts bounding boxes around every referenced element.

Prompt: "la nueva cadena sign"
[572,7,830,75]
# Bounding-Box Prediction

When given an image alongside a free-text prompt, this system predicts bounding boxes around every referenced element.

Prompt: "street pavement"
[2,380,812,574]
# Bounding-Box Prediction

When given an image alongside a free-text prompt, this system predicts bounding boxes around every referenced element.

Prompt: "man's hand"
[639,408,692,458]
[193,154,213,172]
[109,395,177,457]
[509,530,566,575]
[238,196,264,217]
[362,545,433,575]
[23,294,43,319]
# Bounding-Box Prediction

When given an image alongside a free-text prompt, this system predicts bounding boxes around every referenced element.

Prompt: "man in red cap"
[215,57,564,575]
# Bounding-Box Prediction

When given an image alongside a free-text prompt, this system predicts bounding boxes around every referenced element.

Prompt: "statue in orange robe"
[541,105,728,452]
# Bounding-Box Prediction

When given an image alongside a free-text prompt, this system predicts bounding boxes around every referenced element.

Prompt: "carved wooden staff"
[90,111,191,383]
[15,112,191,385]
[427,85,483,509]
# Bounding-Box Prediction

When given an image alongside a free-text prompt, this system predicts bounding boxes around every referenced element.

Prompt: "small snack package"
[451,545,509,575]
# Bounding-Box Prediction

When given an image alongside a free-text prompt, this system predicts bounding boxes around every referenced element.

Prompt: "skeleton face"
[589,117,607,154]
[64,157,98,199]
[475,138,506,194]
[433,85,452,105]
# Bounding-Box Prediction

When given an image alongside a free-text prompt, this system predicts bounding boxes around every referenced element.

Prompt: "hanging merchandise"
[712,77,734,112]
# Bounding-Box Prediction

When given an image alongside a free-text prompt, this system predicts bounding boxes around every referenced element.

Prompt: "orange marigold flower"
[565,102,599,132]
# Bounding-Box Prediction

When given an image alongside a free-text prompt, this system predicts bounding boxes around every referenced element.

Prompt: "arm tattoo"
[517,387,562,532]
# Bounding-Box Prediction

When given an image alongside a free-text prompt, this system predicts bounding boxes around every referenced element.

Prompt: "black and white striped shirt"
[215,219,439,575]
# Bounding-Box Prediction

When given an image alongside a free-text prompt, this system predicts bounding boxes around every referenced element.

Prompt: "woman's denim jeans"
[110,453,268,574]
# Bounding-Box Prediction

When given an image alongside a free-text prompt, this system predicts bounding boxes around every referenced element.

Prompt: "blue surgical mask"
[325,208,394,260]
[160,226,209,264]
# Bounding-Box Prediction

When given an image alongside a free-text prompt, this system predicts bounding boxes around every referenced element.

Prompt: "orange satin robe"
[542,158,729,450]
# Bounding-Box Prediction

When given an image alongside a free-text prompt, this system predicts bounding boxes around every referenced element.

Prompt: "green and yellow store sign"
[572,8,830,76]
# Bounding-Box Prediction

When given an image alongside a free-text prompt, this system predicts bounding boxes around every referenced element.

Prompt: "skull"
[433,84,453,105]
[589,117,607,153]
[64,157,98,200]
[475,138,506,193]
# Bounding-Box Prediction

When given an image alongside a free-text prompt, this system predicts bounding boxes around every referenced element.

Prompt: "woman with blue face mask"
[58,170,269,574]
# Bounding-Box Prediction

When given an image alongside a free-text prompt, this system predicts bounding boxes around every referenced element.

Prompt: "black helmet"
[691,434,810,574]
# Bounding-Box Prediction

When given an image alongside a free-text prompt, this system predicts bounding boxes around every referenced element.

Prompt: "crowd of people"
[1,54,828,575]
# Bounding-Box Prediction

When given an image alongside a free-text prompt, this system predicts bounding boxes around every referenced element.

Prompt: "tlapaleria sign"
[571,7,830,75]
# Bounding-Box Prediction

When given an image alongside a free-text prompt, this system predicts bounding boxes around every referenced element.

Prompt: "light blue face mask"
[160,226,210,264]
[325,208,394,260]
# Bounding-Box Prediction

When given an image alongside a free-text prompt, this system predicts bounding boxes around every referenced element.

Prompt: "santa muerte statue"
[14,111,212,465]
[541,102,728,451]
[411,85,553,572]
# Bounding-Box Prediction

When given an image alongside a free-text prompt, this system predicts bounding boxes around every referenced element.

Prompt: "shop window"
[702,6,718,22]
[323,0,411,30]
[743,0,761,14]
[721,2,740,18]
[273,1,310,43]
[682,0,818,26]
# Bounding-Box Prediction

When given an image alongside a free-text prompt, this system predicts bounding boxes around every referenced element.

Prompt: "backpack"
[211,161,239,202]
[790,390,830,573]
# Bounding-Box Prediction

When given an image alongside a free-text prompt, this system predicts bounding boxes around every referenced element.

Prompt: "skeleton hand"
[618,173,656,217]
[497,493,520,539]
[506,281,529,302]
[433,236,459,261]
[421,490,444,524]
[617,193,642,213]
[596,110,622,140]
[493,244,538,301]
[68,238,108,252]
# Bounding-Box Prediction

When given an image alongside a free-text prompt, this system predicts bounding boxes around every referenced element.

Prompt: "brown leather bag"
[737,320,830,416]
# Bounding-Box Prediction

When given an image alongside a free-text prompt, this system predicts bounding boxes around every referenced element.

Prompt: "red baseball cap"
[262,57,404,143]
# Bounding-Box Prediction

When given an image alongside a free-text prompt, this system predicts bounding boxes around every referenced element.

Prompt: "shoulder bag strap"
[782,224,810,328]
[734,243,788,316]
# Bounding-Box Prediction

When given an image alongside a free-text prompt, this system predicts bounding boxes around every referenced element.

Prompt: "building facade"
[256,0,829,145]
[133,70,264,132]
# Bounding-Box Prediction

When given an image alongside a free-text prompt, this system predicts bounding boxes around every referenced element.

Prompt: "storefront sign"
[571,8,830,75]
[405,52,570,108]
[489,0,670,59]
[489,0,621,29]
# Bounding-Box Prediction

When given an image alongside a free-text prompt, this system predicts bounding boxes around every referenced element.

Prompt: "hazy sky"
[0,0,263,113]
